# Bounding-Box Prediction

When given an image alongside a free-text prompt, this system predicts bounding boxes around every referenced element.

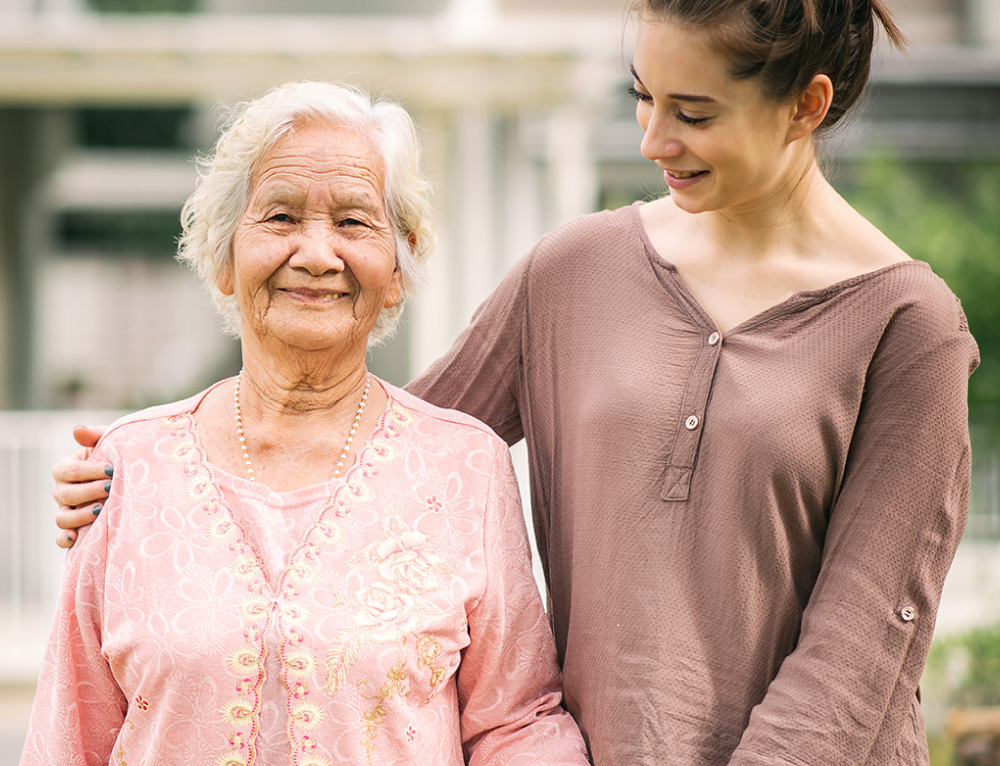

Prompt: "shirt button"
[900,606,916,622]
[708,332,721,346]
[685,415,700,430]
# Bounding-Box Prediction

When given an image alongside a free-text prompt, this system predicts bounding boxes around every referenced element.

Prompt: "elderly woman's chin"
[242,301,383,357]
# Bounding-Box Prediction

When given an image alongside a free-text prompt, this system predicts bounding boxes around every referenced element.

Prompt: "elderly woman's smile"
[224,121,401,354]
[28,82,590,765]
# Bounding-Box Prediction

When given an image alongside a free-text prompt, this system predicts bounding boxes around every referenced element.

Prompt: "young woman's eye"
[676,110,710,126]
[627,85,652,103]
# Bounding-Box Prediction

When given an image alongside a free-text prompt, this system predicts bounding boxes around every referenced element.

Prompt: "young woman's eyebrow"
[629,63,718,103]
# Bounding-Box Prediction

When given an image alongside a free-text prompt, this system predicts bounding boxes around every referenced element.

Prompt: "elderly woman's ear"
[384,267,403,310]
[216,264,235,297]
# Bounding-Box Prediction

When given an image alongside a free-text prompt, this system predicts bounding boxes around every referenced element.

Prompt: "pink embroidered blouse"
[21,380,588,766]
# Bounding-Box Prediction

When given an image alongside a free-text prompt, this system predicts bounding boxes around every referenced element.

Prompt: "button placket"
[661,329,724,501]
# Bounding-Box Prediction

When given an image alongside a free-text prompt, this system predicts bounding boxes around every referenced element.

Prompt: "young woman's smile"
[631,17,804,218]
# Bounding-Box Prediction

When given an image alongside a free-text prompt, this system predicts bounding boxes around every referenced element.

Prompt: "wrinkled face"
[221,121,401,355]
[631,16,799,216]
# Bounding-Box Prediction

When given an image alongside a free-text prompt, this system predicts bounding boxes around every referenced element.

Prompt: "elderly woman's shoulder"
[385,382,507,447]
[95,384,219,452]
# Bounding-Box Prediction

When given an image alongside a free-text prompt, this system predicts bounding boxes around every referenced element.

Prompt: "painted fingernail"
[67,535,75,545]
[92,504,102,516]
[104,466,114,478]
[104,481,112,493]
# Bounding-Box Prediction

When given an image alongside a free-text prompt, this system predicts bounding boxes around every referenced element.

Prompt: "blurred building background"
[0,0,998,762]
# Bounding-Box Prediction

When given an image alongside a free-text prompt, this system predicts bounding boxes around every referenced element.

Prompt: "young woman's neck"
[700,156,837,261]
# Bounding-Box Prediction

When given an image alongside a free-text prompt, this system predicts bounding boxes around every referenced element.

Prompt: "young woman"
[52,2,978,764]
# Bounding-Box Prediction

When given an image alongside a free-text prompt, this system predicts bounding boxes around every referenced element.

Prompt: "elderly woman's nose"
[288,223,346,274]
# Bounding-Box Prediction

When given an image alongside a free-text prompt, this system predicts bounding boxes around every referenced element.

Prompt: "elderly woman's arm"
[23,462,127,765]
[457,443,590,766]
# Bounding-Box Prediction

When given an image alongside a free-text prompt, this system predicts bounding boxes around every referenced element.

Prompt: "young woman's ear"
[789,74,834,141]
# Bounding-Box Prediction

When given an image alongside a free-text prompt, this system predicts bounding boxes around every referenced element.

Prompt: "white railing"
[969,441,1000,539]
[1,410,999,682]
[0,410,121,683]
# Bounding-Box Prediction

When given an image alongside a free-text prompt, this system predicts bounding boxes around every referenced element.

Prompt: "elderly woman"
[22,81,588,766]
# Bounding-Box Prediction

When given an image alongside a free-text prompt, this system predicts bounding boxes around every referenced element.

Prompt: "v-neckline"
[630,201,926,337]
[179,379,394,588]
[188,375,392,500]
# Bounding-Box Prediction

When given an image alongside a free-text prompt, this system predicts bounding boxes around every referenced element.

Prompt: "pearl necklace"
[233,369,371,482]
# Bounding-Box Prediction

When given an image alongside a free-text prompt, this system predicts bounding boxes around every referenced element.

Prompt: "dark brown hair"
[636,0,906,131]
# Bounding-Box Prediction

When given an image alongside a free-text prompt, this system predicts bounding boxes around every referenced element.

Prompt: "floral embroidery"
[388,405,418,428]
[360,657,410,765]
[170,416,268,766]
[369,438,398,463]
[220,698,255,728]
[115,718,136,766]
[344,479,375,505]
[227,645,263,676]
[290,701,325,730]
[237,597,271,625]
[287,559,318,586]
[213,752,248,766]
[133,694,150,711]
[174,400,454,765]
[320,511,457,762]
[415,636,447,702]
[285,649,317,678]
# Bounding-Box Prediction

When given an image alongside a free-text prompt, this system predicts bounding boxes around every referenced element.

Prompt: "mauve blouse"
[408,202,980,766]
[22,381,589,766]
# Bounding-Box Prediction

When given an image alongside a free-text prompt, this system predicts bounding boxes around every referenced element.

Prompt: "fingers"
[56,501,103,530]
[52,447,110,483]
[72,425,106,451]
[52,474,111,510]
[53,425,110,550]
[55,500,104,549]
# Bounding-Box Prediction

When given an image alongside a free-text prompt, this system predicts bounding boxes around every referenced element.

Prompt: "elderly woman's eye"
[268,213,294,223]
[340,218,367,227]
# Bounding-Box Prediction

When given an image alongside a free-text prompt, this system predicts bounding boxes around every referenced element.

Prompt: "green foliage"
[835,157,1000,432]
[926,622,1000,708]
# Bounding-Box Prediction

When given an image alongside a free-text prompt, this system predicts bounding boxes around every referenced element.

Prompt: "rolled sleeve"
[729,301,979,766]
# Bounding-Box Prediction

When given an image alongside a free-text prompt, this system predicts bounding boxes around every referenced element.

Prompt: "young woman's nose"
[639,109,685,164]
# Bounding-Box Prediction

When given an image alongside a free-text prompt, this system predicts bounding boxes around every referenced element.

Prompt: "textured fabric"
[408,202,979,766]
[22,380,588,766]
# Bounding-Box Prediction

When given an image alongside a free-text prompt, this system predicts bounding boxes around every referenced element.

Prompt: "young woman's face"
[631,16,802,217]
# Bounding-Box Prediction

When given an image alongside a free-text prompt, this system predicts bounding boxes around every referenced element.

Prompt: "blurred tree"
[926,621,1000,708]
[87,0,197,12]
[836,157,1000,434]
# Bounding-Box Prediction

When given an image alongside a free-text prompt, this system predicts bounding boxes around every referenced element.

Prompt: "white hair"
[177,80,434,344]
